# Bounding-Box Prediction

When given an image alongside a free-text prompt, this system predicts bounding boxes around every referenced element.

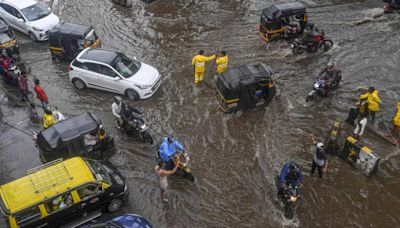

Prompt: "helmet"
[327,61,335,68]
[289,162,298,173]
[167,136,174,143]
[317,142,325,150]
[113,96,122,105]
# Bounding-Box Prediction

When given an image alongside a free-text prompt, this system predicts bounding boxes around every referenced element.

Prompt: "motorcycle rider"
[111,96,123,128]
[120,100,142,131]
[0,50,12,81]
[159,136,185,170]
[318,62,341,96]
[278,162,304,195]
[301,23,322,48]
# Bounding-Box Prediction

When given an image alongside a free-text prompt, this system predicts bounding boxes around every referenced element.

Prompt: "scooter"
[1,62,30,86]
[158,151,195,182]
[275,176,300,220]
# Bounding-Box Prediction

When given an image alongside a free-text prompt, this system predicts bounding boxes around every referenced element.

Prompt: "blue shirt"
[159,137,184,162]
[279,162,304,187]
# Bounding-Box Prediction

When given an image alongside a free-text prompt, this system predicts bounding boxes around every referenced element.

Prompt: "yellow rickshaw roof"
[0,157,95,214]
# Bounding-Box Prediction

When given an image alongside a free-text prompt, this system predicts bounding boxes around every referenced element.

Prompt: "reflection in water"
[3,0,400,227]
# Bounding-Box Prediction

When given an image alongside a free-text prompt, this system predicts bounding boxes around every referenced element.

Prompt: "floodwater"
[0,0,400,227]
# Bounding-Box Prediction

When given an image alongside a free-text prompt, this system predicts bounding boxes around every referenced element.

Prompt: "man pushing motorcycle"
[318,62,342,96]
[159,136,186,170]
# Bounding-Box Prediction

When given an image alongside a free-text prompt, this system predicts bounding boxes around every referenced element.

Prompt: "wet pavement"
[1,0,400,227]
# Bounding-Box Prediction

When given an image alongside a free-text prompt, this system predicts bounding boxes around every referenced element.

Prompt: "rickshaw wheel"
[28,32,37,41]
[106,198,123,213]
[72,78,86,90]
[53,56,62,63]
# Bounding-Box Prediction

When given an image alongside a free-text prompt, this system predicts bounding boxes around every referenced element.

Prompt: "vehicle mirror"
[17,18,24,23]
[113,77,120,81]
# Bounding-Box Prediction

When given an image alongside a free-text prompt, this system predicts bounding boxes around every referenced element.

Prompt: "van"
[0,157,128,228]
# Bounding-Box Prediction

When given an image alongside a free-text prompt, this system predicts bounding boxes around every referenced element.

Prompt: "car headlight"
[32,27,44,32]
[137,84,151,89]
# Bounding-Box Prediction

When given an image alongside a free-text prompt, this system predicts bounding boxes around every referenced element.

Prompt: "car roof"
[77,48,119,65]
[37,112,100,149]
[3,0,38,9]
[49,23,92,38]
[0,157,95,214]
[262,2,306,20]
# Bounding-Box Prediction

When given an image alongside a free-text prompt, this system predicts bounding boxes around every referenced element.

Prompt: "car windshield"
[84,30,98,46]
[0,33,12,44]
[85,159,111,185]
[112,54,141,78]
[21,3,51,21]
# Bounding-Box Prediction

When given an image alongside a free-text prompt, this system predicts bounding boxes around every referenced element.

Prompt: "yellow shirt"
[43,113,55,129]
[216,55,229,74]
[192,54,216,73]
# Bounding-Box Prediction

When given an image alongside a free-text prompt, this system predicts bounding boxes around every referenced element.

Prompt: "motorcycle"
[275,176,300,220]
[1,62,30,86]
[306,74,342,102]
[118,116,153,144]
[383,0,400,13]
[291,30,333,55]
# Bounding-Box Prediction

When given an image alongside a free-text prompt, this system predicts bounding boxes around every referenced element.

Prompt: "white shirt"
[111,102,121,119]
[354,117,367,136]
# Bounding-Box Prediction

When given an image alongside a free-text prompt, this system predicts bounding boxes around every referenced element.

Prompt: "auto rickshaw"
[259,2,308,42]
[216,63,276,113]
[34,112,114,163]
[48,23,101,62]
[0,20,19,57]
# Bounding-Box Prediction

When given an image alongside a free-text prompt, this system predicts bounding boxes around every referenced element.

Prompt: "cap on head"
[327,61,335,68]
[113,96,122,104]
[199,50,204,55]
[317,142,324,150]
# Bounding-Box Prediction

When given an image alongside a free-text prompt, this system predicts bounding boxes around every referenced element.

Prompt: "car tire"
[106,198,123,213]
[125,89,139,100]
[72,78,86,90]
[28,32,37,41]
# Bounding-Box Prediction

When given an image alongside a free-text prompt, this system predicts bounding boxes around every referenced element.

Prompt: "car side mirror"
[17,18,24,23]
[113,77,120,81]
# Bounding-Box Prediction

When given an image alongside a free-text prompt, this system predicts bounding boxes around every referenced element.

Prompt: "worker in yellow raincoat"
[393,101,400,143]
[215,51,229,74]
[43,108,55,129]
[359,86,381,121]
[191,50,216,85]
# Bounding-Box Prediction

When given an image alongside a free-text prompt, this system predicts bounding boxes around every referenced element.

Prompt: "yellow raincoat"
[359,90,380,112]
[43,113,55,129]
[394,102,400,127]
[191,54,216,84]
[216,55,229,74]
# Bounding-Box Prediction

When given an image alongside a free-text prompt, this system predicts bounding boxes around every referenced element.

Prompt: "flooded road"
[1,0,400,227]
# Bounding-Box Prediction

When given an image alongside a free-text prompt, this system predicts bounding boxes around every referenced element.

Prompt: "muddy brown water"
[0,0,400,227]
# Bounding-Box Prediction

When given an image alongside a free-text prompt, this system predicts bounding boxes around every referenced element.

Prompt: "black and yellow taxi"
[216,63,276,113]
[0,19,19,56]
[0,157,128,228]
[48,23,101,62]
[259,2,308,42]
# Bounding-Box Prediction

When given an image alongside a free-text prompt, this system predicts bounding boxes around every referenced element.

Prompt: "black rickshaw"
[48,23,101,62]
[34,112,114,163]
[216,63,276,113]
[0,20,19,57]
[259,2,308,42]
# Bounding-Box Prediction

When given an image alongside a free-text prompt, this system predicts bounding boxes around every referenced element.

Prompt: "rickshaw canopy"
[36,113,100,151]
[217,63,274,102]
[0,20,10,34]
[49,23,93,43]
[262,2,306,20]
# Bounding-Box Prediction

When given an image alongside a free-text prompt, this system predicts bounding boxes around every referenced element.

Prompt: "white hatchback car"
[69,48,162,100]
[0,0,59,41]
